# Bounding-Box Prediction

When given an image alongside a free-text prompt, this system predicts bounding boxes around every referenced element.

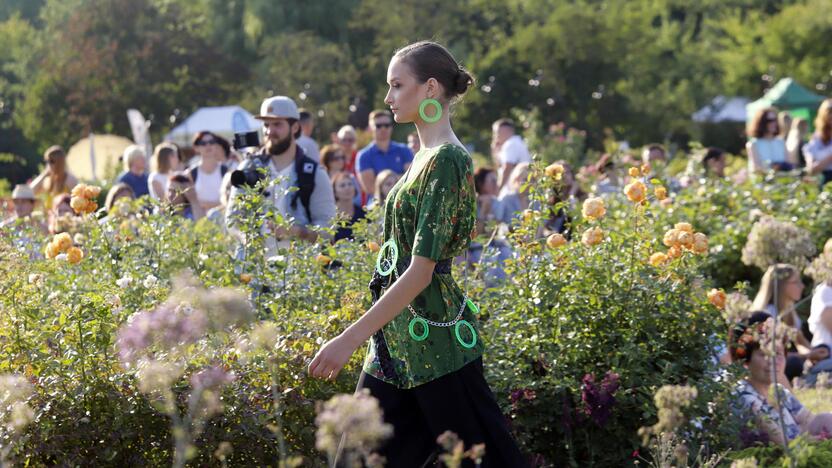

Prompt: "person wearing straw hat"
[1,184,43,229]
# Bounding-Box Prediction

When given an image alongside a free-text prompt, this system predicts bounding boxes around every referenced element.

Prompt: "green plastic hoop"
[375,239,398,276]
[409,317,429,341]
[454,320,477,349]
[465,298,479,316]
[419,98,442,123]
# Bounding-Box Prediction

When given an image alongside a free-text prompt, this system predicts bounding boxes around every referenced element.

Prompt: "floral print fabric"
[735,380,807,441]
[363,143,481,389]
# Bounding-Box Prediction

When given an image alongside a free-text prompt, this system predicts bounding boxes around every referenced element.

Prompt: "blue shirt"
[356,141,413,176]
[117,171,150,198]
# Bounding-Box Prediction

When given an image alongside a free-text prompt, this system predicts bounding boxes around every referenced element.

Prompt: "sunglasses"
[331,155,345,161]
[374,123,393,129]
[195,138,217,146]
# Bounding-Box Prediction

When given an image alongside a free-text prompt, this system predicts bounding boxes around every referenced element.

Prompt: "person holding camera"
[228,96,335,253]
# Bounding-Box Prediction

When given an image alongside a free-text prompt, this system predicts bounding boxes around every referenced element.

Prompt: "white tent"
[692,96,750,123]
[163,106,261,147]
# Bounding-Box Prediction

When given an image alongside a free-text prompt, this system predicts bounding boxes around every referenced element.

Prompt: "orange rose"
[663,229,680,248]
[668,245,683,259]
[641,164,651,175]
[316,254,332,266]
[53,232,73,253]
[45,241,60,259]
[368,241,380,253]
[674,222,693,233]
[239,273,252,284]
[624,180,647,203]
[581,197,606,221]
[692,232,708,255]
[707,289,726,310]
[649,252,668,267]
[654,186,667,201]
[82,185,101,199]
[581,227,604,247]
[677,231,693,249]
[546,233,567,249]
[628,167,640,178]
[545,163,565,180]
[70,185,86,198]
[66,246,84,264]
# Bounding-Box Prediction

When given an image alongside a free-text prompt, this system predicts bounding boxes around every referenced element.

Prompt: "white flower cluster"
[315,389,392,458]
[724,292,753,324]
[741,216,816,271]
[0,373,35,434]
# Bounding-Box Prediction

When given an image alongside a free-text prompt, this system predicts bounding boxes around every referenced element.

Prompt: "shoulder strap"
[290,147,317,222]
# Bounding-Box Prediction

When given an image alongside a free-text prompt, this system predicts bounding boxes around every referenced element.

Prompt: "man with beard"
[229,96,335,253]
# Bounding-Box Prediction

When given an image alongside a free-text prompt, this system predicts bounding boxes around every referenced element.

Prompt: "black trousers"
[357,358,529,468]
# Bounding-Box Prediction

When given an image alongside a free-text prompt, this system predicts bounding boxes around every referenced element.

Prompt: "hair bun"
[454,69,474,95]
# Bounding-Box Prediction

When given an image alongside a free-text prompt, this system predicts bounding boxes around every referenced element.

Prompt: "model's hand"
[308,333,359,380]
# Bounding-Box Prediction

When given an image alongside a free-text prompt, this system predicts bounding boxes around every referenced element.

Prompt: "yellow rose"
[53,232,73,253]
[546,233,567,249]
[663,229,680,247]
[677,231,693,249]
[239,273,252,284]
[628,167,640,178]
[581,227,604,247]
[545,163,565,180]
[368,241,380,253]
[66,246,84,264]
[674,222,693,233]
[316,254,332,266]
[649,252,668,267]
[692,232,709,255]
[581,197,606,221]
[45,241,60,259]
[654,186,667,201]
[71,184,86,198]
[707,289,726,310]
[624,180,647,203]
[641,164,651,175]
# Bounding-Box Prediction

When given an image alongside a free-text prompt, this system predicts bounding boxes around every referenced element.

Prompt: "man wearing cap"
[228,96,335,252]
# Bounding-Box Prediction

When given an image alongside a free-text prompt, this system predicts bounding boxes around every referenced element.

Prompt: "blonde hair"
[122,145,146,172]
[751,263,800,327]
[43,145,68,194]
[815,99,832,144]
[374,169,399,203]
[337,125,357,140]
[104,183,135,212]
[151,143,179,174]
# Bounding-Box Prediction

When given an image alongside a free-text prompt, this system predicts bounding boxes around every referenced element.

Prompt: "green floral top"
[363,143,483,388]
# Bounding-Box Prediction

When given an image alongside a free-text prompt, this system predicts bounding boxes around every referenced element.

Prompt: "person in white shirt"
[296,108,321,162]
[189,131,228,211]
[148,143,181,201]
[810,281,832,349]
[491,118,531,193]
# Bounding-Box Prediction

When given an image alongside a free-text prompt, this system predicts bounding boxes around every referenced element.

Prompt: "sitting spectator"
[190,131,229,211]
[544,161,580,237]
[730,312,832,445]
[752,264,830,382]
[148,143,181,201]
[470,167,511,285]
[803,99,832,187]
[370,169,400,209]
[30,145,78,198]
[321,144,347,178]
[702,147,726,178]
[166,172,205,221]
[116,145,150,198]
[47,194,76,234]
[1,184,44,231]
[336,125,359,174]
[331,173,365,242]
[806,276,832,386]
[356,110,413,200]
[473,167,501,233]
[787,118,809,167]
[104,183,135,213]
[494,162,533,223]
[591,154,620,196]
[747,107,795,174]
[206,173,233,229]
[296,108,321,162]
[407,131,420,155]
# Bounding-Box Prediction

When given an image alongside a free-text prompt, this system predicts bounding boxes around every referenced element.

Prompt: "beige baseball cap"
[12,184,35,200]
[255,96,300,120]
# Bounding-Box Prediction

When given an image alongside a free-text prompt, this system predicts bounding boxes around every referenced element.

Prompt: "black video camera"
[230,130,268,189]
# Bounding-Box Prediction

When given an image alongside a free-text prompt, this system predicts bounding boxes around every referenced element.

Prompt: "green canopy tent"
[746,77,826,124]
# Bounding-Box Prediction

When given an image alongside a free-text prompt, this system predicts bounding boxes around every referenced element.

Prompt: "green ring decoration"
[455,320,477,349]
[408,317,429,341]
[465,298,479,316]
[419,98,442,123]
[375,239,398,276]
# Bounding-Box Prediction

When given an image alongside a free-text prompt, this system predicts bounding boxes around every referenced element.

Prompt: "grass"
[793,386,832,414]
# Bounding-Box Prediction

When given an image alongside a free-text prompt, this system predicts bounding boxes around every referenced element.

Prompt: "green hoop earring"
[419,98,442,123]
